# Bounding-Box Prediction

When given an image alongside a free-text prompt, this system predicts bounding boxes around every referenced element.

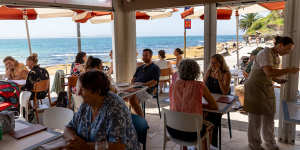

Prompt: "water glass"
[95,140,108,150]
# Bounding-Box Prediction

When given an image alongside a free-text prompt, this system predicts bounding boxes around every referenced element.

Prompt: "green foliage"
[245,11,284,35]
[239,13,261,31]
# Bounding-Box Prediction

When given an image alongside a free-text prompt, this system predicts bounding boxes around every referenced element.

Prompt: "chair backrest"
[42,107,74,130]
[162,108,203,133]
[68,76,78,88]
[33,80,50,92]
[160,68,171,77]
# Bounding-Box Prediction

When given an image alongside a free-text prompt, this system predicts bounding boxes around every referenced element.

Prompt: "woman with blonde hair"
[3,56,28,80]
[20,53,50,121]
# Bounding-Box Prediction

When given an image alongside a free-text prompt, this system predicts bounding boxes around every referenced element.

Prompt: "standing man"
[244,36,299,150]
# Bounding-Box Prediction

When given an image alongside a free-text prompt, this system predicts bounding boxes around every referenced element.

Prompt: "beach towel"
[51,70,65,95]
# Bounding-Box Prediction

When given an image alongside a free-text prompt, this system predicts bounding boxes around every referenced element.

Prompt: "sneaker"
[265,143,279,150]
[249,144,265,150]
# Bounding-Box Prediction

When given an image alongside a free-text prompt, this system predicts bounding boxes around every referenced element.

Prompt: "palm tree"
[239,13,261,31]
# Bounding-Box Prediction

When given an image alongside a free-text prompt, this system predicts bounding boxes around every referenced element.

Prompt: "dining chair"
[159,68,172,93]
[142,84,161,118]
[162,108,210,150]
[67,76,78,108]
[42,107,74,131]
[32,79,52,123]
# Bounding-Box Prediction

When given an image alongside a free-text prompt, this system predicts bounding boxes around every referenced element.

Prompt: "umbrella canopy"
[0,6,37,20]
[181,7,232,20]
[181,2,285,19]
[73,9,178,24]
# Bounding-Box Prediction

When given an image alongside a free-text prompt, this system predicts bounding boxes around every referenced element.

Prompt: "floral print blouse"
[67,92,140,150]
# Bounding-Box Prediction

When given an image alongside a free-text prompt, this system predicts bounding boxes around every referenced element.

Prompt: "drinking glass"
[95,140,108,150]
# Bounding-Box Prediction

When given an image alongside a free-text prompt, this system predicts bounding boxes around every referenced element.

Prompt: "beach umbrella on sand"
[0,6,74,55]
[181,1,285,69]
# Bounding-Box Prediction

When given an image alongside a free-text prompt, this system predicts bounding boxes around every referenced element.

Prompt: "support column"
[204,3,217,72]
[279,0,300,144]
[76,23,82,52]
[112,0,137,83]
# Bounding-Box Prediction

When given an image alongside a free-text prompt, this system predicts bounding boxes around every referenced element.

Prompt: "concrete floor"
[142,90,300,150]
[144,114,300,150]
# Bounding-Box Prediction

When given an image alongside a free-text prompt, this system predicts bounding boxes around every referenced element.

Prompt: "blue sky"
[0,9,266,39]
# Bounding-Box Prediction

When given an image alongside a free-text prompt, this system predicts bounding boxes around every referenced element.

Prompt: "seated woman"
[64,71,140,150]
[85,56,103,72]
[204,54,231,95]
[19,53,50,121]
[203,54,231,148]
[170,59,218,149]
[70,52,87,76]
[3,56,28,80]
[173,48,183,68]
[154,50,172,93]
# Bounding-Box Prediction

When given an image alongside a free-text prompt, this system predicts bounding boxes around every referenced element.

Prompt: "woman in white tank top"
[154,50,172,93]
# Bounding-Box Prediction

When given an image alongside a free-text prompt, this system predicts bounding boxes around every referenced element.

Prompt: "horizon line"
[0,34,243,40]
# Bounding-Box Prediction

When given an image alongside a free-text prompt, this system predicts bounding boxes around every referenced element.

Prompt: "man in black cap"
[243,47,264,78]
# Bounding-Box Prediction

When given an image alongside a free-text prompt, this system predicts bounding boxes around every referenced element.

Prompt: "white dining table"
[202,93,239,150]
[0,119,61,150]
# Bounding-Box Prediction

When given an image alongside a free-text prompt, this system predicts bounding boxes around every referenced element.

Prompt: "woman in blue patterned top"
[64,70,140,150]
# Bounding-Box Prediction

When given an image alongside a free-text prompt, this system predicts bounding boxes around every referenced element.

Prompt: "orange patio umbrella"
[72,9,178,52]
[0,6,75,55]
[72,9,178,23]
[181,7,232,20]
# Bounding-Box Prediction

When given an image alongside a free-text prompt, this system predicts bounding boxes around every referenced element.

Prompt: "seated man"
[129,49,160,117]
[3,56,28,80]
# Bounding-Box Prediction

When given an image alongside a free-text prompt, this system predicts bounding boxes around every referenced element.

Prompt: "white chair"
[162,108,210,150]
[42,107,74,131]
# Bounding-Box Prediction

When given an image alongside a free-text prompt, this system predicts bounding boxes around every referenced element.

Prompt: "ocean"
[0,35,243,73]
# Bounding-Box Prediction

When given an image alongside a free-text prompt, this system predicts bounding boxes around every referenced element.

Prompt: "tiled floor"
[145,114,300,150]
[142,91,300,150]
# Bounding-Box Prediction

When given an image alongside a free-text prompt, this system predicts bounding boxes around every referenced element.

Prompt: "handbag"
[0,111,15,134]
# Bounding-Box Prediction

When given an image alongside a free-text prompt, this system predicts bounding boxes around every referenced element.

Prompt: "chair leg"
[156,96,161,118]
[163,139,166,150]
[48,94,52,107]
[227,112,232,139]
[142,101,146,117]
[34,109,39,124]
[143,142,146,150]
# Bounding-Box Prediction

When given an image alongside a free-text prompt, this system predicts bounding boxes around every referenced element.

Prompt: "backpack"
[56,91,69,108]
[0,81,20,112]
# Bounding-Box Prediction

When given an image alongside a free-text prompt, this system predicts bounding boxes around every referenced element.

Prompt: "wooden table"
[203,94,239,150]
[282,100,300,124]
[0,119,62,150]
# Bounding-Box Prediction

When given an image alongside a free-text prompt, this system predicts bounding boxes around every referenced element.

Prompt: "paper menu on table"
[202,94,235,104]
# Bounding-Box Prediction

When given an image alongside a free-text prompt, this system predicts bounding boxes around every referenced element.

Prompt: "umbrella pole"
[76,23,82,52]
[24,13,32,56]
[235,10,240,69]
[184,28,186,58]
